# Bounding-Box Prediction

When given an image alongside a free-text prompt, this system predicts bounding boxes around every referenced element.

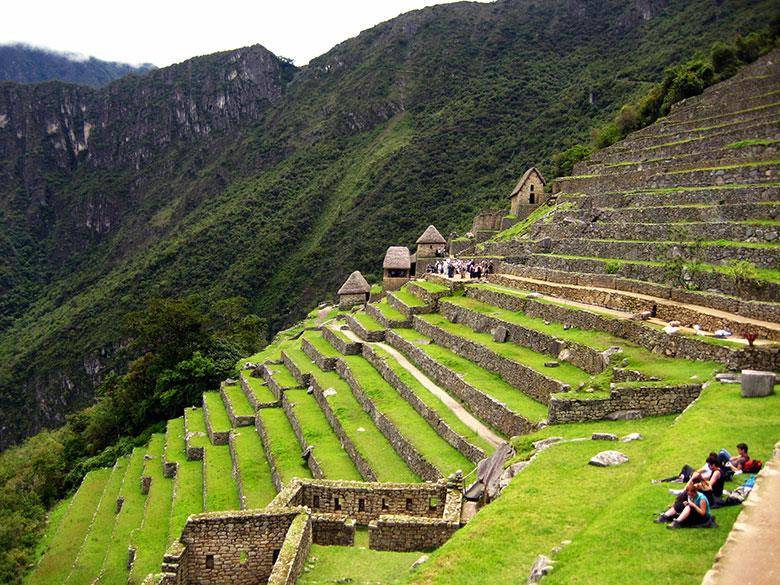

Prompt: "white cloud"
[1,0,494,67]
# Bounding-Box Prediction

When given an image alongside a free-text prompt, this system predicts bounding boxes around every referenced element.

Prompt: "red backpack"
[743,459,763,474]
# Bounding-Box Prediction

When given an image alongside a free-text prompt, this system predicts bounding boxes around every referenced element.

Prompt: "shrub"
[552,143,594,177]
[711,42,741,78]
[604,260,623,274]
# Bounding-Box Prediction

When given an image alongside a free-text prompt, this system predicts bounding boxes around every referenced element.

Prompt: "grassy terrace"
[203,443,240,511]
[446,295,720,385]
[418,313,591,388]
[392,328,548,422]
[335,342,474,476]
[128,433,172,584]
[412,280,450,294]
[30,495,72,571]
[256,408,313,484]
[230,428,278,508]
[375,298,407,321]
[203,391,232,434]
[391,288,427,308]
[285,388,362,480]
[300,545,421,584]
[352,310,385,331]
[370,344,495,453]
[267,362,301,389]
[165,417,203,544]
[98,447,147,585]
[411,383,780,584]
[241,370,277,404]
[184,407,208,451]
[28,468,111,585]
[325,324,354,345]
[222,382,255,418]
[65,456,130,584]
[285,343,418,483]
[304,330,342,357]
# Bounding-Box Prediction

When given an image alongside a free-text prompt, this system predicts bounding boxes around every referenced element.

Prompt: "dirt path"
[702,441,780,585]
[339,326,503,448]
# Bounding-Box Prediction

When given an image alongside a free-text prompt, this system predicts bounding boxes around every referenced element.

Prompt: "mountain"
[0,43,155,87]
[0,0,774,449]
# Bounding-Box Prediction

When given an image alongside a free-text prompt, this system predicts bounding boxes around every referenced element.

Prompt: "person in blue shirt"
[668,482,712,529]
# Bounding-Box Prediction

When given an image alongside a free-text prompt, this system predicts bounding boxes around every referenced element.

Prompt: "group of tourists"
[653,443,762,529]
[427,258,494,279]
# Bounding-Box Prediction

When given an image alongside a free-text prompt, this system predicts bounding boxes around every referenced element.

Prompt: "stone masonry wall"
[240,373,279,409]
[548,384,701,424]
[385,330,533,436]
[254,414,285,492]
[301,337,337,371]
[202,395,229,446]
[366,302,410,329]
[227,434,247,509]
[310,514,355,546]
[221,383,255,427]
[361,343,485,464]
[345,314,386,342]
[322,326,362,355]
[267,513,312,585]
[184,407,205,461]
[280,393,325,480]
[412,315,566,403]
[387,292,434,318]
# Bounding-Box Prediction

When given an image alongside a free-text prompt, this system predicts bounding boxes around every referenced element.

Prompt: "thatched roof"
[416,224,446,244]
[338,271,371,295]
[509,167,546,198]
[383,246,411,270]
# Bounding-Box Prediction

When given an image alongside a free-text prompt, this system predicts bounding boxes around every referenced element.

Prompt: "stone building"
[337,271,371,309]
[382,246,411,291]
[508,167,546,217]
[415,225,447,275]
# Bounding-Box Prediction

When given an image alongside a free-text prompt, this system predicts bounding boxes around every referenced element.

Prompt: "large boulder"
[740,370,775,398]
[589,450,629,467]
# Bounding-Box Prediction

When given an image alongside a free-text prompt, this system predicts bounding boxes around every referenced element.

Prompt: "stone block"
[591,433,618,441]
[492,326,508,343]
[740,370,776,398]
[621,433,643,442]
[588,451,629,467]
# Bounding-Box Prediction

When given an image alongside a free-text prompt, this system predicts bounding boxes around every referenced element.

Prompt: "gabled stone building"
[382,246,411,291]
[508,167,546,217]
[337,271,371,309]
[415,224,447,275]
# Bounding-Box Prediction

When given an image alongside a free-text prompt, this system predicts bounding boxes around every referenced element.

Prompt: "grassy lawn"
[287,340,418,482]
[353,310,385,331]
[203,443,240,511]
[183,407,208,451]
[165,418,203,544]
[393,328,548,422]
[128,434,173,585]
[413,280,450,294]
[27,468,111,585]
[222,383,255,417]
[418,313,591,388]
[375,298,408,321]
[97,447,147,585]
[231,428,278,508]
[393,288,427,308]
[267,362,301,389]
[203,391,232,434]
[285,388,363,481]
[409,383,780,584]
[256,408,313,484]
[371,344,495,453]
[29,494,72,570]
[300,545,422,584]
[241,370,277,403]
[65,456,130,584]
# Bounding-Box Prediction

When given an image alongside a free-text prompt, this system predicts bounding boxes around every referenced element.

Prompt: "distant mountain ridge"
[0,43,155,87]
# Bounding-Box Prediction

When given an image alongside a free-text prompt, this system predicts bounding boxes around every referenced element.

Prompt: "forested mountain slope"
[0,0,774,448]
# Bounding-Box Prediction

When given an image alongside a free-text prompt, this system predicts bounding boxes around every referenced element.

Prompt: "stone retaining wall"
[301,337,337,371]
[406,281,451,305]
[548,384,701,424]
[228,433,247,509]
[469,284,780,371]
[362,343,485,464]
[386,330,533,436]
[346,314,386,342]
[262,363,301,400]
[412,315,566,403]
[184,407,205,461]
[366,302,410,329]
[322,326,362,355]
[254,414,285,492]
[281,352,311,388]
[439,300,611,375]
[221,383,255,427]
[202,395,229,446]
[280,393,325,480]
[387,292,434,318]
[311,514,355,546]
[267,513,312,585]
[240,373,279,409]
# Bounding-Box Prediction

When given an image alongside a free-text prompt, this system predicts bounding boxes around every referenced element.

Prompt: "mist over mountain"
[0,43,155,87]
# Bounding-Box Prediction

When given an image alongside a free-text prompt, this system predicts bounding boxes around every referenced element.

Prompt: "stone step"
[220,381,256,427]
[557,184,780,209]
[202,391,232,445]
[386,288,434,318]
[239,368,279,408]
[555,202,779,225]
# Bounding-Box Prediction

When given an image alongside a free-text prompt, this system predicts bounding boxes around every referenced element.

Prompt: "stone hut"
[383,246,411,291]
[509,167,546,217]
[415,225,447,275]
[337,271,371,309]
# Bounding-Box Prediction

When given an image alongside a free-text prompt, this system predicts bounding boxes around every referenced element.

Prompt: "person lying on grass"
[656,482,715,529]
[655,451,719,484]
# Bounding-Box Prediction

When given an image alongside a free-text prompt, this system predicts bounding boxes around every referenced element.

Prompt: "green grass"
[375,298,407,322]
[325,325,353,345]
[285,342,418,482]
[203,443,240,511]
[241,369,277,403]
[230,428,278,508]
[413,280,450,294]
[353,311,385,332]
[65,457,130,584]
[393,328,548,422]
[304,330,342,357]
[267,362,302,389]
[409,383,780,584]
[183,406,208,450]
[392,288,427,308]
[128,434,173,585]
[27,468,111,585]
[222,383,255,417]
[203,391,232,433]
[285,388,363,480]
[666,159,780,174]
[418,313,591,388]
[29,494,73,571]
[726,138,780,149]
[97,447,147,585]
[256,408,313,484]
[300,545,422,584]
[165,418,203,544]
[339,349,475,476]
[370,345,495,453]
[492,202,573,242]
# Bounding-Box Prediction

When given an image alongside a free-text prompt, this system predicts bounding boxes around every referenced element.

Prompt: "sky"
[1,0,493,67]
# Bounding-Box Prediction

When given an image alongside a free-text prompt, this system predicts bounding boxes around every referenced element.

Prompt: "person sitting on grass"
[668,482,714,529]
[718,443,750,473]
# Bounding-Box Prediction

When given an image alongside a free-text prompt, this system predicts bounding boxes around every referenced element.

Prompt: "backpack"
[743,459,763,474]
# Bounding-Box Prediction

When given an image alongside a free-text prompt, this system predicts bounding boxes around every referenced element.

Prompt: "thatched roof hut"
[383,246,411,270]
[338,271,371,295]
[416,225,446,245]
